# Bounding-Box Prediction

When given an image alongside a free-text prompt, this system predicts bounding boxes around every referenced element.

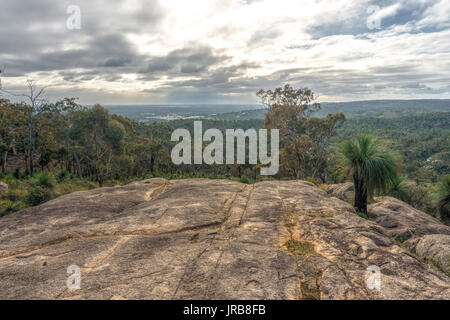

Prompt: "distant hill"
[102,100,450,123]
[213,99,450,120]
[317,99,450,118]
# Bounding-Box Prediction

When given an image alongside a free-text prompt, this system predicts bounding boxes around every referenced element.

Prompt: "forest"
[0,83,449,223]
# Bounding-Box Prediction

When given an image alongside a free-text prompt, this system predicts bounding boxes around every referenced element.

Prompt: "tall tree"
[69,105,126,186]
[0,99,27,172]
[1,80,49,176]
[258,84,345,181]
[340,135,397,213]
[305,113,346,181]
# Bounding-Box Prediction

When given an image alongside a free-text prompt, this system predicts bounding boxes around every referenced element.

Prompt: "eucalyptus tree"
[0,99,27,172]
[258,84,345,181]
[69,105,126,186]
[0,80,50,176]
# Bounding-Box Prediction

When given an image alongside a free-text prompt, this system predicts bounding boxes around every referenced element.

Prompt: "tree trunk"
[2,139,16,172]
[25,155,29,173]
[149,154,155,174]
[354,175,367,213]
[73,152,82,178]
[2,150,7,172]
[29,116,35,177]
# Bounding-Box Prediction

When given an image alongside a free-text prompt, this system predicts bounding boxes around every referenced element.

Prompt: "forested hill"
[340,111,450,132]
[331,112,450,181]
[163,112,450,182]
[317,99,450,118]
[213,99,450,120]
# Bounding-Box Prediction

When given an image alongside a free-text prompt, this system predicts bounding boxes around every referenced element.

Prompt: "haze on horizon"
[1,0,450,105]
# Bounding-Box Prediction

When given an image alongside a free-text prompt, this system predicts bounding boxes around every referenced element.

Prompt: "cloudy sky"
[1,0,449,104]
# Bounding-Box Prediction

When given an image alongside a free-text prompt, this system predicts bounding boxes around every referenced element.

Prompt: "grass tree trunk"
[354,175,368,213]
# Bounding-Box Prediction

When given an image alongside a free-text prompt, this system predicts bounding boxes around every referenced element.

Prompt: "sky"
[0,0,449,105]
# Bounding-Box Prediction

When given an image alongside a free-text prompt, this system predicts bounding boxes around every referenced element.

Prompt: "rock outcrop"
[327,182,354,201]
[0,182,8,195]
[368,196,450,242]
[0,179,448,300]
[404,235,450,276]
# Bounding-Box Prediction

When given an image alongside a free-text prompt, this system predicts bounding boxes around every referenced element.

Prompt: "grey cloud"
[249,28,282,45]
[1,0,450,103]
[99,57,133,68]
[2,33,141,76]
[307,0,434,39]
[0,0,162,77]
[144,45,228,75]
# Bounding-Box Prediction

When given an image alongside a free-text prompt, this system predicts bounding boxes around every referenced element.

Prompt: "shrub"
[4,188,27,202]
[239,176,250,184]
[56,170,69,182]
[13,168,21,179]
[356,210,374,220]
[144,173,154,179]
[409,183,434,215]
[33,173,55,188]
[305,177,319,186]
[433,175,450,225]
[25,186,53,206]
[0,200,25,217]
[387,175,411,202]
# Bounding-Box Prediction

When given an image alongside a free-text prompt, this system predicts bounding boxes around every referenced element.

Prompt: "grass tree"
[387,175,411,202]
[434,175,450,224]
[340,135,397,213]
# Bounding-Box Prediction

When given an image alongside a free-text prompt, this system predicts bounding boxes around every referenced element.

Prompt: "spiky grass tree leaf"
[339,135,398,213]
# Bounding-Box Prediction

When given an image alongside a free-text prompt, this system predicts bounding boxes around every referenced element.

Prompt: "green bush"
[25,186,53,206]
[33,173,55,188]
[240,176,250,184]
[433,175,450,224]
[386,175,411,202]
[13,168,21,179]
[4,188,27,202]
[409,183,434,215]
[56,170,69,182]
[0,200,25,217]
[356,210,374,220]
[305,177,319,186]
